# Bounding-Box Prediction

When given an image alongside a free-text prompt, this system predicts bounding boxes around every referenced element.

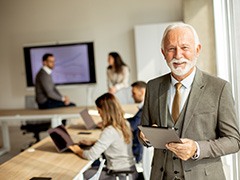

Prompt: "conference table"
[0,127,102,179]
[0,105,138,156]
[0,104,138,179]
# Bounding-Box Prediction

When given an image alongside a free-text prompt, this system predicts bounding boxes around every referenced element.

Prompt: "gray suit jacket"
[35,68,62,104]
[141,68,240,180]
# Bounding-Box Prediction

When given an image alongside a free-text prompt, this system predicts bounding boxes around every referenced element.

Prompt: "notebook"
[48,125,75,152]
[80,108,98,130]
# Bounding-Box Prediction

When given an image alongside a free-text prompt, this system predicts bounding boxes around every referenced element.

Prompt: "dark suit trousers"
[38,99,76,109]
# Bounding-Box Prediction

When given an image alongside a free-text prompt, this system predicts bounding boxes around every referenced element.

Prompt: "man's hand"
[139,124,157,147]
[166,138,197,161]
[139,131,152,147]
[64,95,70,105]
[139,131,147,141]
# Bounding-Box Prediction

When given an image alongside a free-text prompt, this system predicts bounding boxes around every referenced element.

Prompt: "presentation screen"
[23,42,96,87]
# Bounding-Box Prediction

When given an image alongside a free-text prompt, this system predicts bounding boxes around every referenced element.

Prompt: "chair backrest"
[25,95,38,109]
[73,159,106,180]
[88,159,106,180]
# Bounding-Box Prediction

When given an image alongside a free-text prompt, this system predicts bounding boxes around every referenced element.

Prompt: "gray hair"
[161,23,200,50]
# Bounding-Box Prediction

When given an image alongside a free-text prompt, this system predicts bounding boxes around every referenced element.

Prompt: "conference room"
[0,0,240,180]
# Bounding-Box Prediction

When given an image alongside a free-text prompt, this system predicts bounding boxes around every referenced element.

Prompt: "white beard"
[167,57,197,76]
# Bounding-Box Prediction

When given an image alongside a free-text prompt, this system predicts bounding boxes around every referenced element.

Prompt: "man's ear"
[195,44,202,57]
[140,88,145,96]
[161,48,166,59]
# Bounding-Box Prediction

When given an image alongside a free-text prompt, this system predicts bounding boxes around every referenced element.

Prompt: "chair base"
[20,120,51,150]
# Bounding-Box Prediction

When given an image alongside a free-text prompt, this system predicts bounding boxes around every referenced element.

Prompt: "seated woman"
[69,93,138,180]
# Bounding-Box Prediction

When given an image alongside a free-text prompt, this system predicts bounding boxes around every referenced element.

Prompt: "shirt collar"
[43,66,52,75]
[171,67,196,89]
[138,101,144,109]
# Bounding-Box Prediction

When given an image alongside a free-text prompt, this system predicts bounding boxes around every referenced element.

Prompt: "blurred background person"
[127,81,146,164]
[107,52,130,94]
[69,93,138,180]
[35,53,76,109]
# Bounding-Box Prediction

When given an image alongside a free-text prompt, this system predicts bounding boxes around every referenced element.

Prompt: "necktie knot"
[175,82,182,91]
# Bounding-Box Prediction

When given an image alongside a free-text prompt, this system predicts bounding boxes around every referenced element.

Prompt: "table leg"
[0,121,10,156]
[51,115,63,128]
[73,160,93,180]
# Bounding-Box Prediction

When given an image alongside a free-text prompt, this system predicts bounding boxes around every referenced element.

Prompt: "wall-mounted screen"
[23,42,96,87]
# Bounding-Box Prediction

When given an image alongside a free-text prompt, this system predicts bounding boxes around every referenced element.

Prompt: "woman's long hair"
[108,52,127,73]
[95,93,132,144]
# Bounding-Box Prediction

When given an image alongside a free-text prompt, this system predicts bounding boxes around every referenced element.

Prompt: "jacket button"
[173,156,178,160]
[160,167,164,172]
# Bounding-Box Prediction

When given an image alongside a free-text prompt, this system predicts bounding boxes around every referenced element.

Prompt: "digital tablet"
[138,125,182,149]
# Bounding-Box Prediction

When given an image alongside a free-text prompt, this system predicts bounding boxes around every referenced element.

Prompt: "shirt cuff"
[192,141,200,160]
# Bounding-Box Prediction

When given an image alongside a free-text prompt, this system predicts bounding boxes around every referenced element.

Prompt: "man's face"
[44,56,55,69]
[161,27,201,80]
[132,87,144,103]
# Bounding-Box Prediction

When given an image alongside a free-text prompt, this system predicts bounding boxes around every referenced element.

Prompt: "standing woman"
[107,52,130,94]
[69,93,138,180]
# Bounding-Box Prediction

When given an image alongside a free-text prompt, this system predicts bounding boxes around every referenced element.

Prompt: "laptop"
[80,108,98,130]
[48,125,93,152]
[48,125,75,152]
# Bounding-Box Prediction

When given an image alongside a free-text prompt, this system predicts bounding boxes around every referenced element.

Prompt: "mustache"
[170,58,190,64]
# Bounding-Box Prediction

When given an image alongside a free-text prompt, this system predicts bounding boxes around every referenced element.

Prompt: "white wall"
[134,22,179,82]
[0,0,183,108]
[183,0,216,75]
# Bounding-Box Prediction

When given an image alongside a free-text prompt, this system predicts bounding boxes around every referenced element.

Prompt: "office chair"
[20,96,51,149]
[20,120,51,143]
[88,159,106,180]
[108,169,135,180]
[73,159,106,180]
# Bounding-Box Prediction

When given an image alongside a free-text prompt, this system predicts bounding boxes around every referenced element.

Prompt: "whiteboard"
[134,22,182,82]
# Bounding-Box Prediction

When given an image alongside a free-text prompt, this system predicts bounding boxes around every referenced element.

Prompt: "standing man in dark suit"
[139,23,240,180]
[127,81,146,163]
[35,53,76,109]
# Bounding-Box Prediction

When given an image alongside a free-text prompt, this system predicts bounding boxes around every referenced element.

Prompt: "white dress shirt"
[168,67,196,115]
[43,65,52,75]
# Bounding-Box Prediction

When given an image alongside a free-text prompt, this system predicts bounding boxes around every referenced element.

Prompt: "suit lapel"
[182,69,205,136]
[159,74,171,127]
[182,69,206,136]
